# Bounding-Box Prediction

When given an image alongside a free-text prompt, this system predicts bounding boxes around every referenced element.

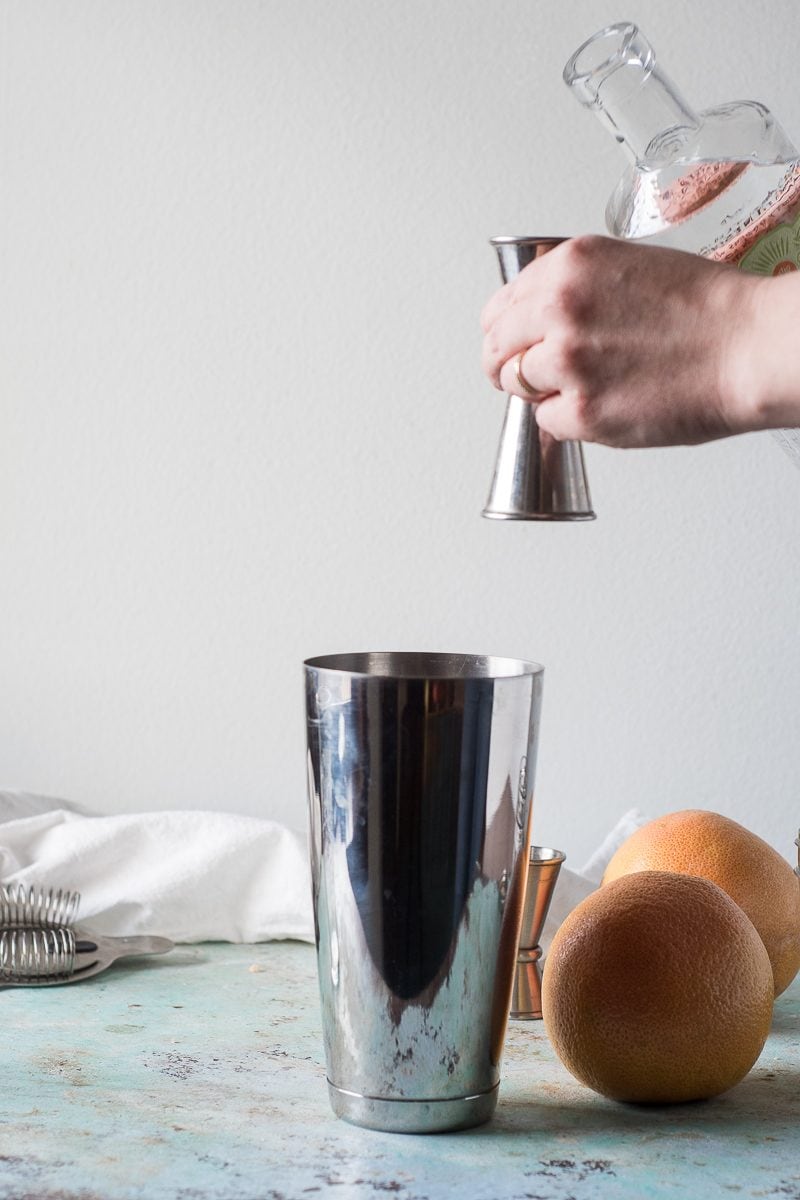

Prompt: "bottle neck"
[564,24,700,166]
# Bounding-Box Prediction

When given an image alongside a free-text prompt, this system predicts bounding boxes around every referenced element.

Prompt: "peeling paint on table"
[1,941,798,1200]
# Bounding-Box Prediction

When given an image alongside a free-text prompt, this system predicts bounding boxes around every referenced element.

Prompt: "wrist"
[717,272,771,434]
[722,273,800,433]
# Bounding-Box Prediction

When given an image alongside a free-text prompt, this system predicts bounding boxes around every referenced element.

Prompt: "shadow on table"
[770,1005,800,1033]
[76,946,208,985]
[487,1064,800,1140]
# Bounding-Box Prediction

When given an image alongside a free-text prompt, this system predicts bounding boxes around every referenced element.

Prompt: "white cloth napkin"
[0,790,647,946]
[0,791,315,943]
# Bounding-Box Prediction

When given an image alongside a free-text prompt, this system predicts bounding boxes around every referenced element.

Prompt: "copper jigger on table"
[483,236,595,521]
[510,846,566,1020]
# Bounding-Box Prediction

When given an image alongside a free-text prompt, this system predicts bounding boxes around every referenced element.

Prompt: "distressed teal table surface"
[1,941,798,1200]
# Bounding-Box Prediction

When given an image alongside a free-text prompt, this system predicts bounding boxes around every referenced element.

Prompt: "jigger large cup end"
[483,235,596,522]
[482,395,596,521]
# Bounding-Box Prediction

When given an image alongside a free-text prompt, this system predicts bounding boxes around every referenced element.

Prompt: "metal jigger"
[510,846,566,1020]
[483,236,596,521]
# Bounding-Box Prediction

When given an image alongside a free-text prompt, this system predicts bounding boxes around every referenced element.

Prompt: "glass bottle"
[563,22,800,462]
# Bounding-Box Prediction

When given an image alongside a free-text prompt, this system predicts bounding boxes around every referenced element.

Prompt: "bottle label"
[706,162,800,273]
[738,207,800,275]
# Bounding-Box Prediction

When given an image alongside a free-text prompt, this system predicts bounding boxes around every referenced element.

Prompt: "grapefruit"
[541,871,774,1103]
[603,810,800,996]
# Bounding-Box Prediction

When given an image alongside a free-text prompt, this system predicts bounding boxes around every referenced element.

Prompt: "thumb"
[534,395,582,443]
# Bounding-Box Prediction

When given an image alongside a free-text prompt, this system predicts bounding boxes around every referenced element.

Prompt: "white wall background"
[1,0,799,866]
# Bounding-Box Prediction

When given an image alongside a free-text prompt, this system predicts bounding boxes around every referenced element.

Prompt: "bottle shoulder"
[693,100,797,165]
[641,101,796,170]
[606,101,800,243]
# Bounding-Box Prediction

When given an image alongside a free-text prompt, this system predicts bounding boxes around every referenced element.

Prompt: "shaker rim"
[489,235,569,247]
[303,651,544,681]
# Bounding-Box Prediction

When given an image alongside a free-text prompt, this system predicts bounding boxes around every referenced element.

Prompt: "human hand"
[480,235,767,449]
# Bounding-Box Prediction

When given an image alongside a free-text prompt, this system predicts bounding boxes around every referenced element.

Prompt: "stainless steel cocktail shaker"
[304,651,544,1133]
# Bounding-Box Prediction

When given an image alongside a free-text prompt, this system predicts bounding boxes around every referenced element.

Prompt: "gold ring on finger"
[514,351,541,400]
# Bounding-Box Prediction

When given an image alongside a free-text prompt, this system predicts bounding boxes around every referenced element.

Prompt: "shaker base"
[328,1080,499,1134]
